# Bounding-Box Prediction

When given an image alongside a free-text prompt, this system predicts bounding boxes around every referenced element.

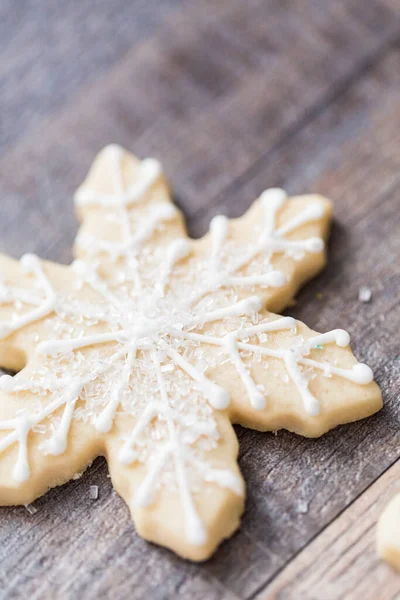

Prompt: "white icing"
[260,188,288,236]
[259,191,325,256]
[193,296,262,326]
[237,316,296,339]
[193,459,243,496]
[76,203,177,259]
[225,271,286,288]
[0,254,56,340]
[72,260,123,310]
[95,347,136,433]
[223,333,266,409]
[158,239,190,297]
[169,323,372,416]
[119,403,165,465]
[299,358,373,384]
[209,215,229,273]
[37,330,128,356]
[152,349,207,545]
[161,341,230,410]
[41,383,82,455]
[134,443,173,507]
[276,203,325,236]
[0,155,375,547]
[75,145,162,208]
[12,416,32,483]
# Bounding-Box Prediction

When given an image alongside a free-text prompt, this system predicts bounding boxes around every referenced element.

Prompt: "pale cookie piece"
[377,494,400,570]
[0,145,382,560]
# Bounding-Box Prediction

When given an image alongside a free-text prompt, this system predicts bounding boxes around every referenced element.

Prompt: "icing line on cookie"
[75,145,162,208]
[0,254,56,341]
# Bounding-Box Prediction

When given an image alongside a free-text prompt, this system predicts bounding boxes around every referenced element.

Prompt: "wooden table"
[0,1,399,598]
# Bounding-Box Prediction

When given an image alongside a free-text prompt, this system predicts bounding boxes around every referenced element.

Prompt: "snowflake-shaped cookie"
[0,146,382,560]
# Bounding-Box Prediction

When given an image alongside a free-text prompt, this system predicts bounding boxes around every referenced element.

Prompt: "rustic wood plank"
[0,0,184,151]
[0,2,399,599]
[0,1,399,262]
[263,461,400,599]
[191,47,400,234]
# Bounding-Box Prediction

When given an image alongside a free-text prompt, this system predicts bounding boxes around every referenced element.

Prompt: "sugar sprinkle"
[90,485,99,500]
[358,286,372,303]
[24,504,37,515]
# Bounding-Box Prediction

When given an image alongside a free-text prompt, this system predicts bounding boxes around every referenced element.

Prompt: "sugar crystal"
[90,485,99,500]
[358,286,372,303]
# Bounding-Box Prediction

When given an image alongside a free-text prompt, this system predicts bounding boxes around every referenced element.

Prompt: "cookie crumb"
[90,485,99,500]
[358,286,372,303]
[24,504,37,515]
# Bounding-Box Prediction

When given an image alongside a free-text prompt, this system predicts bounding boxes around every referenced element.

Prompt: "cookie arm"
[193,191,332,315]
[0,378,102,505]
[72,145,333,318]
[0,253,73,371]
[206,315,382,438]
[73,145,187,268]
[105,410,245,561]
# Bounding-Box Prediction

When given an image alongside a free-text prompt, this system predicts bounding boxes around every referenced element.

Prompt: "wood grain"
[0,0,184,150]
[263,461,400,600]
[0,1,399,598]
[1,0,399,261]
